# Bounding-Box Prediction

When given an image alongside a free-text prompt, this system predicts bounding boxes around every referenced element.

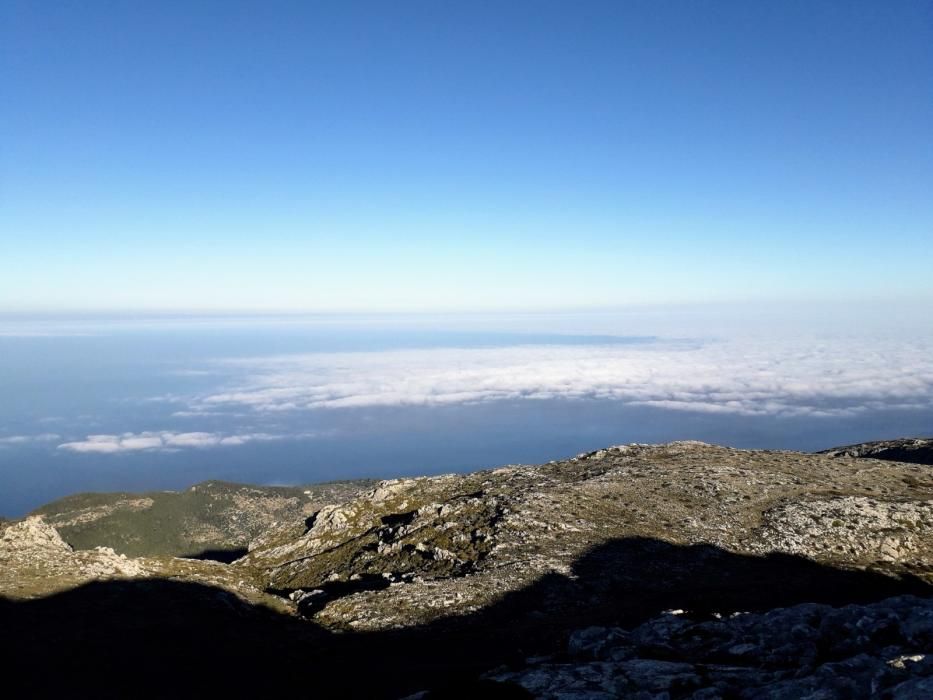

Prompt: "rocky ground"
[484,595,933,698]
[1,440,932,698]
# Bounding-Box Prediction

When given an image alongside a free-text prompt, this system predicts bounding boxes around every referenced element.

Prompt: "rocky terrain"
[821,437,933,466]
[486,595,933,698]
[2,441,932,698]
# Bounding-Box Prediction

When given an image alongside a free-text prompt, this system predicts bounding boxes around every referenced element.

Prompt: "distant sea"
[2,304,931,516]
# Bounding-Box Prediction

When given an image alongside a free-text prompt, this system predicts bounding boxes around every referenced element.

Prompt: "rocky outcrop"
[487,595,933,699]
[821,438,933,466]
[241,477,505,593]
[0,515,286,611]
[1,515,73,556]
[750,496,933,566]
[0,516,149,592]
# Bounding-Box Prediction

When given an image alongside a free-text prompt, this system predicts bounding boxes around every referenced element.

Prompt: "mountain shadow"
[2,537,930,699]
[182,547,250,563]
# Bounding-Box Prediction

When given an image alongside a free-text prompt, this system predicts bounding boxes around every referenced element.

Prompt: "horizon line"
[2,296,933,319]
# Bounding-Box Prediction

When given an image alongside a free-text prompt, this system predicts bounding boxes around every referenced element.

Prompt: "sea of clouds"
[181,336,933,419]
[6,323,929,456]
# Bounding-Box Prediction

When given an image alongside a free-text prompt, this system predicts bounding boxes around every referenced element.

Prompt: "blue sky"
[2,1,931,312]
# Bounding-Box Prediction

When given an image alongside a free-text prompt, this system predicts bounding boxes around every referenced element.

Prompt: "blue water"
[1,310,931,516]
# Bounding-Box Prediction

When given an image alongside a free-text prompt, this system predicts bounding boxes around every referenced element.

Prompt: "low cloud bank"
[188,337,933,418]
[57,431,285,454]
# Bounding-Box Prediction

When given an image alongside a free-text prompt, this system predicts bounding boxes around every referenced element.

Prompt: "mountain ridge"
[820,437,933,466]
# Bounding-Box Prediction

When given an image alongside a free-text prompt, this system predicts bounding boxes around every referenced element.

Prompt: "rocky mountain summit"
[2,441,932,698]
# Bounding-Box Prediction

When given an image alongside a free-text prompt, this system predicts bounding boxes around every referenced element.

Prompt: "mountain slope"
[820,437,933,466]
[234,441,933,631]
[31,478,376,558]
[2,441,932,697]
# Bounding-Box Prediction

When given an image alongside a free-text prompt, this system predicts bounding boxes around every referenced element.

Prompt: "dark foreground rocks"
[484,595,933,699]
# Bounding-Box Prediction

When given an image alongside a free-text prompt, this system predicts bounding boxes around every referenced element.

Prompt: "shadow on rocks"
[2,537,930,699]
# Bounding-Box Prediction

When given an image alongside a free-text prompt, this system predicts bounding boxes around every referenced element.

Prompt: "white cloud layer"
[57,431,287,454]
[190,337,933,418]
[0,433,61,446]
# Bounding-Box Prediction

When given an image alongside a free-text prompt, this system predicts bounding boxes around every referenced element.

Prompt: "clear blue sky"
[2,1,931,312]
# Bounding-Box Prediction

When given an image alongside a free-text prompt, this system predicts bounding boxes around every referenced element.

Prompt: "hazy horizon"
[2,303,931,516]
